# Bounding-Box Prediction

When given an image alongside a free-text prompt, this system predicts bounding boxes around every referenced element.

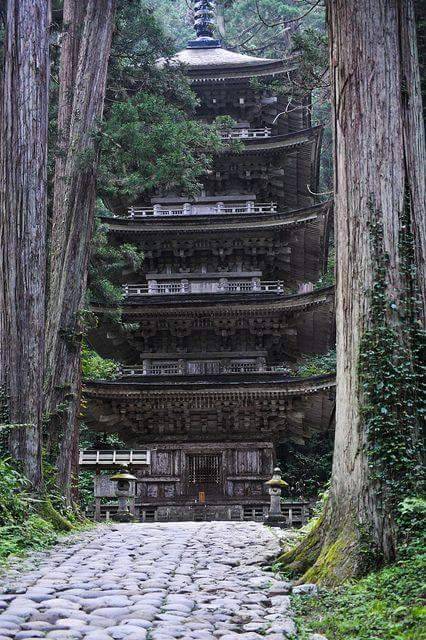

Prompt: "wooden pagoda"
[84,1,335,522]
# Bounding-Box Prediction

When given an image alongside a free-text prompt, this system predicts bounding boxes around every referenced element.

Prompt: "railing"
[79,449,151,467]
[120,364,291,377]
[123,280,284,297]
[219,127,272,140]
[127,202,277,219]
[148,363,181,376]
[226,362,258,373]
[282,501,313,527]
[87,501,312,524]
[220,202,276,214]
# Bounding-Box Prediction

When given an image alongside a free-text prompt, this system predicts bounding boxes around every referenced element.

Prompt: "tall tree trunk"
[0,0,49,488]
[45,0,116,502]
[280,0,425,584]
[50,0,87,289]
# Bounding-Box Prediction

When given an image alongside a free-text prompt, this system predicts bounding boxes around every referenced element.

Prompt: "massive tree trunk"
[50,0,87,286]
[0,0,49,488]
[280,0,425,584]
[45,0,116,501]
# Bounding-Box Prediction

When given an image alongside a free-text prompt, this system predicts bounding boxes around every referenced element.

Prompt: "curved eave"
[226,126,322,155]
[84,373,336,398]
[102,202,331,236]
[92,286,334,317]
[161,54,298,83]
[188,62,297,83]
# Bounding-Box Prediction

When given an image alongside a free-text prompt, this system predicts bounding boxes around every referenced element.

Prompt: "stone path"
[0,523,299,640]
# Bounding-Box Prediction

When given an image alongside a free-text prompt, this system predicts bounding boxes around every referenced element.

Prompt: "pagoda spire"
[188,0,222,49]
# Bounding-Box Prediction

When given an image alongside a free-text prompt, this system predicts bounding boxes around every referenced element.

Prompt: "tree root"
[277,512,361,586]
[277,514,324,576]
[301,527,359,586]
[39,498,74,532]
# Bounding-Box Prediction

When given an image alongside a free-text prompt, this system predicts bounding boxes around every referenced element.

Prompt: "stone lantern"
[110,466,138,522]
[264,467,288,527]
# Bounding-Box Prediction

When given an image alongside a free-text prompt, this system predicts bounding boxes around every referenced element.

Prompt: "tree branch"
[254,0,322,29]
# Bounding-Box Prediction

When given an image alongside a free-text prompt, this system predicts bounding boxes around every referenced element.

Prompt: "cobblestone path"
[0,522,298,640]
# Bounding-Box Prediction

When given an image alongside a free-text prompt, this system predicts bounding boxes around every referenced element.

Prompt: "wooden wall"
[135,441,274,505]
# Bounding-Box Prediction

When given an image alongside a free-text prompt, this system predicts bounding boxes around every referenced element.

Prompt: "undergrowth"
[0,457,90,563]
[292,497,426,640]
[294,553,425,640]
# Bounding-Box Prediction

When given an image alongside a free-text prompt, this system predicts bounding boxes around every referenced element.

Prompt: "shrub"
[81,344,119,381]
[296,350,336,378]
[0,516,57,559]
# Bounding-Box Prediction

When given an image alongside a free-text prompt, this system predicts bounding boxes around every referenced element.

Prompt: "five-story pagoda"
[84,1,335,522]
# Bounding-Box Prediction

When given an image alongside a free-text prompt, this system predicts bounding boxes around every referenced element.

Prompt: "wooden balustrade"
[123,279,284,297]
[79,449,151,467]
[127,201,277,218]
[219,127,272,139]
[120,363,291,377]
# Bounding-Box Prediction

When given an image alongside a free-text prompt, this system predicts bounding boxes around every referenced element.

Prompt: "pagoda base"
[87,499,312,526]
[144,502,269,523]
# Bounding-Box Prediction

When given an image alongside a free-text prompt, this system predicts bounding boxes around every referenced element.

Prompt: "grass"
[0,456,93,565]
[293,552,426,640]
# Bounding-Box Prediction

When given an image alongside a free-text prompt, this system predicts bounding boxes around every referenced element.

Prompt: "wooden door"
[186,453,223,500]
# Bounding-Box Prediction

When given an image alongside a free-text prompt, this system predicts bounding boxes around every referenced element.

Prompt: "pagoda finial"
[188,0,222,49]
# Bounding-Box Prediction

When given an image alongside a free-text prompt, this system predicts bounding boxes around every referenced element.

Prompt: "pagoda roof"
[102,202,330,235]
[88,287,334,365]
[85,373,335,395]
[83,374,335,444]
[169,47,280,68]
[159,46,296,81]
[92,286,334,316]
[222,126,322,154]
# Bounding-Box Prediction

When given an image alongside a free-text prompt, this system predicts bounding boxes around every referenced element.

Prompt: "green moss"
[277,514,324,575]
[39,498,74,532]
[301,528,358,586]
[277,503,362,587]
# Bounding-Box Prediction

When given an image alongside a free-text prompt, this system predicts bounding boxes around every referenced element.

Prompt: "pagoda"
[84,1,335,522]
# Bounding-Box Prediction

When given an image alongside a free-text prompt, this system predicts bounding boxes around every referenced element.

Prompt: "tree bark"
[50,0,87,289]
[280,0,425,584]
[45,0,116,501]
[0,0,49,488]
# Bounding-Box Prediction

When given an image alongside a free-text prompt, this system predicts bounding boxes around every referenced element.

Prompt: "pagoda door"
[186,453,223,501]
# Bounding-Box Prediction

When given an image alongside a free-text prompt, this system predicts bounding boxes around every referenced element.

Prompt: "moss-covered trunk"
[279,0,425,585]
